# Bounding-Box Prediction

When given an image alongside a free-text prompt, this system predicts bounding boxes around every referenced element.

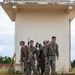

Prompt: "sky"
[0,2,75,61]
[0,5,15,58]
[71,18,75,61]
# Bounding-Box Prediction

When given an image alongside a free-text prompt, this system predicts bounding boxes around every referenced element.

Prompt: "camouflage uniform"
[39,46,48,75]
[30,46,37,55]
[36,49,41,74]
[20,46,30,75]
[46,42,59,75]
[29,46,39,75]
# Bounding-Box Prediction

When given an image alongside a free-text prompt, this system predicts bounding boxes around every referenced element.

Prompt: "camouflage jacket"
[20,46,31,61]
[47,42,59,57]
[29,46,37,55]
[40,46,48,58]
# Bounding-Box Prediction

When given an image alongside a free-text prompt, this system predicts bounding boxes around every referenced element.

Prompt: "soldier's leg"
[24,58,30,75]
[29,64,32,74]
[25,64,30,75]
[30,60,39,75]
[3,0,5,2]
[51,57,56,75]
[41,65,45,75]
[37,61,40,74]
[21,62,24,73]
[40,60,45,75]
[44,59,50,75]
[9,0,10,2]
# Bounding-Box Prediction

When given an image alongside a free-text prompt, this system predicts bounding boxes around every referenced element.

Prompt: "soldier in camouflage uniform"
[29,40,37,55]
[20,41,39,75]
[35,42,41,74]
[36,43,44,75]
[45,36,59,75]
[19,41,30,75]
[39,40,49,75]
[40,40,49,75]
[29,40,39,75]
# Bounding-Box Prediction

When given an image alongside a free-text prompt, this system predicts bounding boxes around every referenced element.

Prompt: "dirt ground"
[0,67,8,73]
[0,67,75,75]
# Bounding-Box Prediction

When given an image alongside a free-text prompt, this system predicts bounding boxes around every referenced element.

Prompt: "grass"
[71,68,75,75]
[0,67,23,75]
[0,67,8,73]
[0,67,75,75]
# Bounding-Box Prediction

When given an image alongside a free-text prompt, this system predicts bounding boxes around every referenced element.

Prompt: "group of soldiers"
[19,36,59,75]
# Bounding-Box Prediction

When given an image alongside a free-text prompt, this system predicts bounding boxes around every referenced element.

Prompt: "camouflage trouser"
[23,57,30,75]
[44,56,56,75]
[37,61,41,74]
[37,60,45,75]
[30,60,39,75]
[49,56,56,75]
[44,59,50,75]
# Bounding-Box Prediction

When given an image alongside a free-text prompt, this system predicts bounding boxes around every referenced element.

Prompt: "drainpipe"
[69,19,71,71]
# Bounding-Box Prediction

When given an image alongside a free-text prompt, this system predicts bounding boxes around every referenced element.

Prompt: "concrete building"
[1,0,75,73]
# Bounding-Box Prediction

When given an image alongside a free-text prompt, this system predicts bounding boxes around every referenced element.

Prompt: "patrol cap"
[20,41,25,44]
[52,36,56,39]
[30,40,34,43]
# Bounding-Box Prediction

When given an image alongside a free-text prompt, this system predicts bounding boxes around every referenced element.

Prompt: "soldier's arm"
[20,48,23,61]
[45,44,49,58]
[39,47,42,56]
[56,44,59,58]
[20,49,23,66]
[27,46,35,60]
[33,47,37,55]
[27,46,32,57]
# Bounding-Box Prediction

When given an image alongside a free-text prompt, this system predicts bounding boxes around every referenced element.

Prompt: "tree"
[0,56,3,63]
[71,60,75,68]
[0,56,11,64]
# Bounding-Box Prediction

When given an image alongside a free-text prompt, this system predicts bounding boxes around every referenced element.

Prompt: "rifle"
[28,38,30,46]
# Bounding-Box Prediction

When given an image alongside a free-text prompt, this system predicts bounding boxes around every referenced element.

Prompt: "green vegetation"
[0,67,8,73]
[69,68,75,75]
[70,60,75,75]
[0,56,11,64]
[71,60,75,68]
[0,57,75,75]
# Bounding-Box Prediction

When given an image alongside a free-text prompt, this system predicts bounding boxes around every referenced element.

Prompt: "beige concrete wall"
[15,9,70,72]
